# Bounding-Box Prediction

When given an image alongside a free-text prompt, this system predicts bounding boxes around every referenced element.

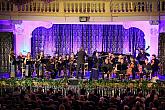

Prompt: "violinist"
[24,52,32,77]
[17,52,25,74]
[62,54,69,78]
[36,51,44,78]
[109,53,115,66]
[57,55,63,77]
[66,54,70,64]
[17,52,24,59]
[69,53,76,77]
[107,52,112,61]
[54,54,59,73]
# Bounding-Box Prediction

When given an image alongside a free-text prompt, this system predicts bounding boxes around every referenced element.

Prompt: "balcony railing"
[0,0,164,17]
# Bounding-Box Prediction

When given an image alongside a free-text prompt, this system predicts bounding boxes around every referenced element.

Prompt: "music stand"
[41,59,49,64]
[139,61,145,65]
[121,64,128,71]
[12,60,20,65]
[117,64,122,71]
[117,63,127,79]
[26,61,32,65]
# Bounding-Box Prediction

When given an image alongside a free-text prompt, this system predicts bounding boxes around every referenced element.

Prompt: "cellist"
[127,57,138,79]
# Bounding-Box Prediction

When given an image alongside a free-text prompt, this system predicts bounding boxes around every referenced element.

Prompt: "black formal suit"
[136,52,150,65]
[93,56,99,69]
[142,63,152,78]
[101,62,113,79]
[151,59,159,76]
[90,56,100,80]
[76,49,87,79]
[77,50,87,64]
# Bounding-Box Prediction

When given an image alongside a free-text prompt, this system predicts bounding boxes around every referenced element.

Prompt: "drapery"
[31,24,145,58]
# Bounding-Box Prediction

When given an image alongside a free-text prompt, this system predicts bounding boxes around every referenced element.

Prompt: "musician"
[24,52,32,77]
[65,54,70,72]
[113,55,126,79]
[142,58,152,79]
[17,52,25,74]
[91,51,100,80]
[101,58,113,79]
[57,55,63,77]
[151,54,159,77]
[53,55,59,77]
[45,56,50,78]
[108,52,112,59]
[76,47,88,79]
[9,48,16,78]
[109,53,116,66]
[54,54,59,68]
[119,57,128,79]
[137,65,144,80]
[69,53,76,77]
[136,48,150,65]
[36,51,44,78]
[61,54,68,77]
[66,54,70,63]
[129,57,138,79]
[17,52,24,59]
[46,57,57,79]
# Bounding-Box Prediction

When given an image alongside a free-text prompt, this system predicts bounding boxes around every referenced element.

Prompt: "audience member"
[0,87,165,110]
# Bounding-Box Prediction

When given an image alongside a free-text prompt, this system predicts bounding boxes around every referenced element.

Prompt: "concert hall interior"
[0,0,165,110]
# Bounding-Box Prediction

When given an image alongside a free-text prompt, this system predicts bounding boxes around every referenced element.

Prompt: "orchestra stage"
[0,21,164,82]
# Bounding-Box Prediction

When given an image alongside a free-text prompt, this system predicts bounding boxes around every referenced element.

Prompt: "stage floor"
[0,71,165,81]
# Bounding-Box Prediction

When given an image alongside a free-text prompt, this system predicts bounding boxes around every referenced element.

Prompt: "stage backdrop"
[31,24,145,58]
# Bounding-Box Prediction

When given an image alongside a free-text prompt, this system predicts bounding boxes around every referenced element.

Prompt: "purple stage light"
[0,20,160,58]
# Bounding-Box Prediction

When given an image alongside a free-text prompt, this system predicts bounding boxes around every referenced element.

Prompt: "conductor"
[76,47,88,79]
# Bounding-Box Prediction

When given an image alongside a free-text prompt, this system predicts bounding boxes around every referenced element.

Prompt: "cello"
[126,57,135,77]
